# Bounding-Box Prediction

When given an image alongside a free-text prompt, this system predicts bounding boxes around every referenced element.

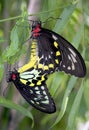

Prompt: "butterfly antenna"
[42,17,61,24]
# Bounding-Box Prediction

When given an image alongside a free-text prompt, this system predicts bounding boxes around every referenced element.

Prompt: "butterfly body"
[7,20,86,113]
[30,21,86,77]
[8,69,56,113]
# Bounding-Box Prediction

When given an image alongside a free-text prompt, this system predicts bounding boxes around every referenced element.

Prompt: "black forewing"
[13,74,56,113]
[36,30,62,74]
[38,28,86,77]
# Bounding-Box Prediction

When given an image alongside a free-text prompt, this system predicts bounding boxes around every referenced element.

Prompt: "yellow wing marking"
[30,83,35,87]
[49,64,54,68]
[38,64,43,69]
[36,81,41,85]
[36,75,45,85]
[56,51,60,56]
[55,59,59,64]
[54,42,58,48]
[41,75,45,81]
[44,66,49,70]
[18,41,38,73]
[20,79,27,84]
[18,60,36,73]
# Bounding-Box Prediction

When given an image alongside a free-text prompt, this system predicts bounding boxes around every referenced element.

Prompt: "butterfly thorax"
[31,21,41,38]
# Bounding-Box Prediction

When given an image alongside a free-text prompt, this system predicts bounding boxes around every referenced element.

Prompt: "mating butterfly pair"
[7,20,86,113]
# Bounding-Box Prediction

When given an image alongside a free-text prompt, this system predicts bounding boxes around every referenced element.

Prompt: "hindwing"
[9,68,56,113]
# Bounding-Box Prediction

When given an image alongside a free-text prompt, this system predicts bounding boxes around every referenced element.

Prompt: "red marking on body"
[33,33,40,37]
[11,73,16,80]
[33,25,41,37]
[33,25,40,33]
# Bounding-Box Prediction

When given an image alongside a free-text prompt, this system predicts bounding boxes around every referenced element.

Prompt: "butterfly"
[7,20,86,113]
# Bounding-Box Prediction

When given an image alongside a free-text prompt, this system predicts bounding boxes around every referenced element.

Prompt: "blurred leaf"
[0,96,34,127]
[54,4,77,33]
[49,73,63,96]
[52,77,77,127]
[2,12,29,64]
[72,24,84,48]
[66,81,85,130]
[84,79,89,109]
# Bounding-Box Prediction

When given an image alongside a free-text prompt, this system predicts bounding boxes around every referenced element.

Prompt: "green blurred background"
[0,0,89,130]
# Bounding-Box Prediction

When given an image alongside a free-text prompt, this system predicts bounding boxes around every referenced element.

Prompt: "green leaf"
[2,12,29,64]
[84,79,89,109]
[49,73,65,97]
[66,81,85,130]
[72,24,84,48]
[52,76,77,127]
[54,4,77,33]
[0,96,34,127]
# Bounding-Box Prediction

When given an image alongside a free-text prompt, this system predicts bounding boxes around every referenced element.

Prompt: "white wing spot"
[51,51,53,54]
[43,91,46,95]
[68,47,76,57]
[20,73,34,79]
[45,57,48,60]
[41,100,49,104]
[72,63,75,70]
[63,65,66,68]
[67,66,71,70]
[36,91,40,94]
[20,69,40,81]
[36,102,39,104]
[30,100,34,104]
[35,87,39,90]
[41,86,44,90]
[48,55,51,58]
[34,98,37,101]
[52,34,58,40]
[68,55,71,60]
[30,90,33,94]
[71,54,77,63]
[45,96,48,99]
[41,55,44,59]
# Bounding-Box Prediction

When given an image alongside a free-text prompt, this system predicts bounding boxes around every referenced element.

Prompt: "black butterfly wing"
[50,31,86,77]
[37,28,86,77]
[35,31,62,74]
[56,35,86,77]
[12,69,56,113]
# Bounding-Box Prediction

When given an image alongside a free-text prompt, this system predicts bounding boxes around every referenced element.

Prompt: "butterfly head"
[31,21,41,30]
[7,70,19,82]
